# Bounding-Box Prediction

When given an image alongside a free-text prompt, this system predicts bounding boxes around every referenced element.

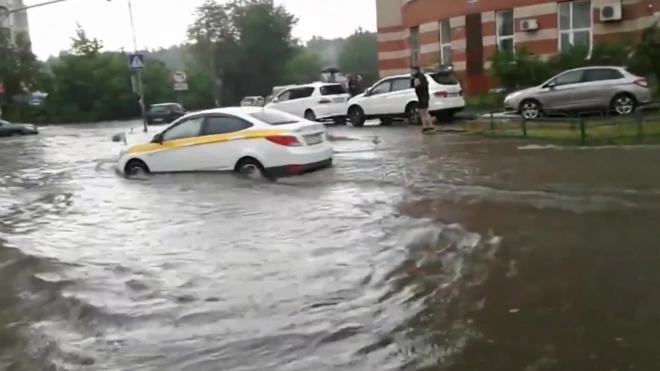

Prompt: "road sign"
[173,71,186,83]
[174,82,188,91]
[128,53,144,69]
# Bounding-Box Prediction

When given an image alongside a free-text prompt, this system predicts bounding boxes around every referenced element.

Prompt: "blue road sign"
[128,53,145,69]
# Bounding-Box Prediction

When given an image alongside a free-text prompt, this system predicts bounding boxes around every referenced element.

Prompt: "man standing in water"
[410,66,435,133]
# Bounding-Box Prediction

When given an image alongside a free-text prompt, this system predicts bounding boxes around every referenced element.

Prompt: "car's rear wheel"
[234,157,274,180]
[611,93,636,115]
[348,105,365,127]
[405,102,420,125]
[304,110,316,121]
[519,99,542,120]
[124,159,150,176]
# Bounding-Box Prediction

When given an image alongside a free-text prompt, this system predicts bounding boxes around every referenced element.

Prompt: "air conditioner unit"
[600,3,622,22]
[520,19,538,31]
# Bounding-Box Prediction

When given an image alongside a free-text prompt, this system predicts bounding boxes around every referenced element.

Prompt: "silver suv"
[503,66,651,119]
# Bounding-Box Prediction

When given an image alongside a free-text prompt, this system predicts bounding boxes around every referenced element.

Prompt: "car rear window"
[149,106,169,113]
[320,84,346,95]
[248,110,300,125]
[429,72,459,85]
[241,97,255,103]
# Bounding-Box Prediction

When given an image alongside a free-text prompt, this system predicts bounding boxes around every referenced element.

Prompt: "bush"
[489,33,656,93]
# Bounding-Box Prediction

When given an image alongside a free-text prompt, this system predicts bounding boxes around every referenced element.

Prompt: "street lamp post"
[127,0,147,132]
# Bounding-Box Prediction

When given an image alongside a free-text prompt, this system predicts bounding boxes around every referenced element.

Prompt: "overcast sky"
[24,0,376,60]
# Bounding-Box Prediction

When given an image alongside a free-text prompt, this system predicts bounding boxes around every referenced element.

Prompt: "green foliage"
[285,47,322,84]
[338,28,378,85]
[489,26,660,93]
[1,0,381,123]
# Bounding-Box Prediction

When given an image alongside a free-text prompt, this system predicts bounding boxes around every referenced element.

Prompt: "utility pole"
[205,20,219,107]
[127,0,147,132]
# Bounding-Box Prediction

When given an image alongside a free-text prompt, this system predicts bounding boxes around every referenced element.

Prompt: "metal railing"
[463,101,660,145]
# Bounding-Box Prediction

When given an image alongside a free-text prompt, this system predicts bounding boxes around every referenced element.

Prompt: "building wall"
[0,0,31,44]
[377,0,660,93]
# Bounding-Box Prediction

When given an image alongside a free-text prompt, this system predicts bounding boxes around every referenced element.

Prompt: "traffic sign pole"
[127,0,147,132]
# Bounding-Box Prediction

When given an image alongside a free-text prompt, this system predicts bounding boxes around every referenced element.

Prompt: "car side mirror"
[151,133,163,144]
[271,98,279,103]
[364,88,372,96]
[545,81,556,89]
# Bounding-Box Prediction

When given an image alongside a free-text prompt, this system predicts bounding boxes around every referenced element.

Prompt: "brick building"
[376,0,660,93]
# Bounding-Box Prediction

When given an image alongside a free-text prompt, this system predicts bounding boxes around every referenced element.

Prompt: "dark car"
[146,103,186,124]
[0,119,39,137]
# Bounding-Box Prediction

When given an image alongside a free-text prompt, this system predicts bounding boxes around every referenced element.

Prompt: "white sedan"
[117,107,333,178]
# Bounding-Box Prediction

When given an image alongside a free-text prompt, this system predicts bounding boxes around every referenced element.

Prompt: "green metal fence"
[465,105,660,145]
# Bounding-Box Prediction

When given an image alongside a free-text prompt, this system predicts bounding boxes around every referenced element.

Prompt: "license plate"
[304,133,323,145]
[448,93,459,97]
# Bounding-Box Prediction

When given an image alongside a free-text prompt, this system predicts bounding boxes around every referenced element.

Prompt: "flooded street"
[1,120,660,370]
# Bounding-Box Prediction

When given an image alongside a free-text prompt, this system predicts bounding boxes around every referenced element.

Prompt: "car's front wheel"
[519,99,542,120]
[124,159,150,176]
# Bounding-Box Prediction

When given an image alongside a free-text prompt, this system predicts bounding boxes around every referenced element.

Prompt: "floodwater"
[1,121,660,370]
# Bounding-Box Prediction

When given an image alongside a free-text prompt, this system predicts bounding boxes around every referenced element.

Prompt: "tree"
[339,28,378,84]
[187,0,298,104]
[284,46,321,84]
[0,30,41,104]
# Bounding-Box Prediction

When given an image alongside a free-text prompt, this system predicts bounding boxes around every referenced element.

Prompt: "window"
[409,27,420,66]
[370,81,392,95]
[438,20,451,65]
[320,84,346,95]
[553,69,584,85]
[430,72,459,85]
[276,90,291,101]
[558,1,592,52]
[582,68,623,81]
[496,10,514,51]
[249,110,299,125]
[391,78,411,91]
[149,105,169,113]
[202,116,253,135]
[289,87,314,100]
[161,117,204,141]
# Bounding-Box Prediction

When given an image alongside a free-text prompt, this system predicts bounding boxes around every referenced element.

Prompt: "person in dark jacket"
[410,65,434,133]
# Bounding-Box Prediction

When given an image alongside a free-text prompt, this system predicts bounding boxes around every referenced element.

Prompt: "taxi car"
[117,107,333,178]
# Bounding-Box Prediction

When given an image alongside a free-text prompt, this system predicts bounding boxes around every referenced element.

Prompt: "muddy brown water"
[1,121,659,370]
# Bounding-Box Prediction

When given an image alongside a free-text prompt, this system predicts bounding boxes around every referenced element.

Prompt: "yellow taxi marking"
[127,129,284,154]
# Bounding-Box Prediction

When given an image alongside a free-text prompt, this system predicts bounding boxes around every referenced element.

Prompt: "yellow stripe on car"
[127,129,284,154]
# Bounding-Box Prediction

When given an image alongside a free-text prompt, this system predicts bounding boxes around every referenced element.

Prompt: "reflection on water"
[0,122,659,370]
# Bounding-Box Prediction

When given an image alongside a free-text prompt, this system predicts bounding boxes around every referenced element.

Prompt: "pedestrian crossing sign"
[128,53,144,69]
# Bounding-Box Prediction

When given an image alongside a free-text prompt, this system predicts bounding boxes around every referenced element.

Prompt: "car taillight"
[434,91,447,97]
[318,98,331,104]
[634,79,648,87]
[265,135,301,146]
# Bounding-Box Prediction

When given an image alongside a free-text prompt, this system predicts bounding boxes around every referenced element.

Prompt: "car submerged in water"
[117,107,333,179]
[0,119,39,137]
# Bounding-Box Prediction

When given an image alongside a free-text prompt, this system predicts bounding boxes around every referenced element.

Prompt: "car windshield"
[248,110,299,125]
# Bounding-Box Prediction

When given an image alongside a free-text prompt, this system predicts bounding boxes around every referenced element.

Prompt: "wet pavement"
[1,120,660,370]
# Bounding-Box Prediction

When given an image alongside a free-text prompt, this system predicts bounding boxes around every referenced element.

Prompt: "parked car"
[117,107,333,179]
[240,96,265,107]
[503,66,651,119]
[264,82,349,124]
[346,70,465,126]
[146,103,186,124]
[0,119,38,137]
